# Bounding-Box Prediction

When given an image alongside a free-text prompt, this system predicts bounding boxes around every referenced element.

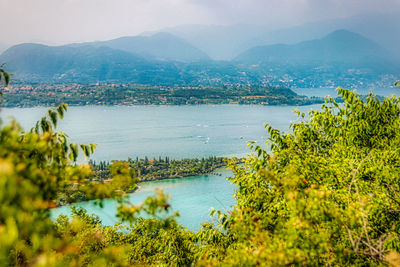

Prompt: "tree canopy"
[1,77,400,265]
[201,86,400,265]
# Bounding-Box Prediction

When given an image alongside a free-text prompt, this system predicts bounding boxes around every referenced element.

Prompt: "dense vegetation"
[201,86,400,265]
[2,69,400,265]
[1,84,323,107]
[92,156,226,182]
[56,157,227,205]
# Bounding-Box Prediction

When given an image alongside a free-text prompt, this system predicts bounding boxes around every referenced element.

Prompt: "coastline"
[138,162,227,183]
[134,165,229,192]
[56,159,236,207]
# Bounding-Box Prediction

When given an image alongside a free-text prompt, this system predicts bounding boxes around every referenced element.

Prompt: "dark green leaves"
[0,64,13,86]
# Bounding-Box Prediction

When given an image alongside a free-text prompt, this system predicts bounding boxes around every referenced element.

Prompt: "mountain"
[0,43,10,54]
[157,14,400,61]
[0,43,191,83]
[0,29,398,87]
[235,30,394,69]
[243,13,400,59]
[70,32,210,62]
[154,24,271,60]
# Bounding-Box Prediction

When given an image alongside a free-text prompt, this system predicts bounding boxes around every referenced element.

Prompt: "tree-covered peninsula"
[56,156,228,205]
[92,156,226,182]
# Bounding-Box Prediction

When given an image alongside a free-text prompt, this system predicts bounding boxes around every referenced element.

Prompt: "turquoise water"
[51,168,235,231]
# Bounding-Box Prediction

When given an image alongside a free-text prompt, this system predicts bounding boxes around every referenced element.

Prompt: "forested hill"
[0,43,189,84]
[68,32,210,62]
[1,30,398,88]
[235,30,392,67]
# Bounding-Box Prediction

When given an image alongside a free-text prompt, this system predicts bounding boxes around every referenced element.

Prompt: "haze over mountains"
[1,14,399,88]
[235,30,392,66]
[157,14,400,61]
[151,24,270,60]
[67,32,210,62]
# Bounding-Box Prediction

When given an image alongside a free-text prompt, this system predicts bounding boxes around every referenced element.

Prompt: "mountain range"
[67,32,210,62]
[0,28,398,87]
[235,30,392,67]
[157,13,400,61]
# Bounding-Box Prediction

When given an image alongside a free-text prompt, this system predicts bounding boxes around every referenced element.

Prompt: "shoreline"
[1,101,324,109]
[134,165,229,192]
[137,163,227,183]
[56,165,232,207]
[56,157,240,207]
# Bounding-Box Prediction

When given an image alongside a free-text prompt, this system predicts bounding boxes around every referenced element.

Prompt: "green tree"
[197,87,400,266]
[0,69,198,266]
[0,63,11,86]
[3,60,400,266]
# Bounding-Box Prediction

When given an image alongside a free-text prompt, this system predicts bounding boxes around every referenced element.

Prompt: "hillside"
[244,13,400,58]
[155,14,400,61]
[0,43,189,84]
[235,30,392,67]
[70,32,210,62]
[0,30,398,87]
[157,24,270,60]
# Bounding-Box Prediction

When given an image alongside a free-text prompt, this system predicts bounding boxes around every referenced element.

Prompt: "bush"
[2,77,400,265]
[199,88,400,265]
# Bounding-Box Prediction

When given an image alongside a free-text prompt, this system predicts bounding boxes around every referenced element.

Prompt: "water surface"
[51,168,235,231]
[5,92,394,229]
[1,104,320,161]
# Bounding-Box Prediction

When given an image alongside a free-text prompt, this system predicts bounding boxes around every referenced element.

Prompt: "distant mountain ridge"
[151,24,271,60]
[156,13,400,61]
[68,32,210,62]
[0,42,191,84]
[235,30,392,67]
[0,29,398,87]
[244,13,400,59]
[0,43,10,54]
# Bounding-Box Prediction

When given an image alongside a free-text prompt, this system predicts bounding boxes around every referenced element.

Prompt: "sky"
[0,0,399,46]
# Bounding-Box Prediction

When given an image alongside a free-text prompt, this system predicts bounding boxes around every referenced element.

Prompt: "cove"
[51,167,236,231]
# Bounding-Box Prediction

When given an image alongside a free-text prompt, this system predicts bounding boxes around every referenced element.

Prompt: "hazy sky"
[0,0,399,45]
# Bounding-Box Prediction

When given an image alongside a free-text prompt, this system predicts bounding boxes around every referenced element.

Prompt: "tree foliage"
[197,87,400,266]
[0,63,11,86]
[2,74,400,265]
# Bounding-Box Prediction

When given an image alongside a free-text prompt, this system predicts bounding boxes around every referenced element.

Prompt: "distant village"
[0,83,324,107]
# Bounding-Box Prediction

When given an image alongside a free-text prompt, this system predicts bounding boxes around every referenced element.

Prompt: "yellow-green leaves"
[0,103,140,265]
[211,87,400,266]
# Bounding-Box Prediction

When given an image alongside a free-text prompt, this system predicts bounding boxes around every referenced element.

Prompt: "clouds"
[0,0,399,46]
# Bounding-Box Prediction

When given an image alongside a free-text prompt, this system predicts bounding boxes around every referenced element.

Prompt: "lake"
[1,104,321,161]
[3,87,398,230]
[293,86,399,97]
[3,103,321,230]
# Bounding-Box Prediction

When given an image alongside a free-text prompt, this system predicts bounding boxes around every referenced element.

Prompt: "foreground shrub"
[2,81,400,266]
[199,88,400,266]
